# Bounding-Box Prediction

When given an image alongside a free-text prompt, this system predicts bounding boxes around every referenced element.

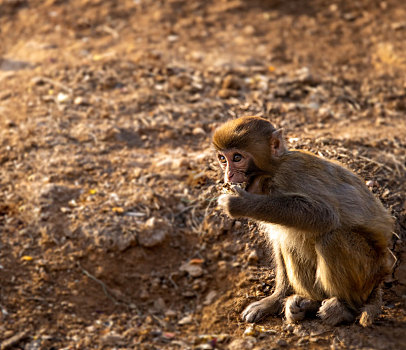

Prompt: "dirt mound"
[1,0,405,349]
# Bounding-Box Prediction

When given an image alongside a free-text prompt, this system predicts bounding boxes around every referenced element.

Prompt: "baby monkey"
[213,116,393,326]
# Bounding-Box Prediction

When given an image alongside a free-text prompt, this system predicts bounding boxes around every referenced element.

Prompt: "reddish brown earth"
[0,0,405,349]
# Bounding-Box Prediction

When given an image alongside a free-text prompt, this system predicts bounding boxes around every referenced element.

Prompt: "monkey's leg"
[359,287,382,327]
[318,297,354,326]
[285,295,320,323]
[315,230,385,326]
[242,242,291,323]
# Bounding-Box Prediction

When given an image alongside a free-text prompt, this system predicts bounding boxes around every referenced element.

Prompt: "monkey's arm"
[218,190,340,234]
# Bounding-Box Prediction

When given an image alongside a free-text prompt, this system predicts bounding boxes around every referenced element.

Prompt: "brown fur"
[214,116,393,326]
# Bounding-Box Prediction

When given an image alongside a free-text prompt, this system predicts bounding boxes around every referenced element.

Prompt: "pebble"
[56,92,69,103]
[243,324,276,338]
[152,297,166,313]
[218,88,239,99]
[178,315,193,325]
[234,221,242,229]
[192,127,206,136]
[228,337,256,350]
[100,332,126,346]
[203,290,217,305]
[164,309,177,318]
[247,250,259,264]
[73,96,90,106]
[276,339,288,347]
[138,217,169,247]
[180,261,204,278]
[222,75,243,90]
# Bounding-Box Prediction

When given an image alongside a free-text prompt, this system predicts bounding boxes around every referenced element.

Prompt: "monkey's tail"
[359,287,382,327]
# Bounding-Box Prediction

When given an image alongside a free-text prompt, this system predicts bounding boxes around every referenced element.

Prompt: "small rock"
[317,107,333,119]
[192,127,206,136]
[152,297,166,313]
[100,332,126,347]
[138,217,169,247]
[178,315,193,325]
[276,339,288,347]
[243,25,255,35]
[167,34,178,42]
[244,325,257,337]
[203,290,217,305]
[247,250,259,265]
[222,75,243,90]
[73,96,90,106]
[391,22,406,30]
[218,88,239,99]
[165,309,177,318]
[234,221,242,229]
[180,261,204,278]
[329,4,338,12]
[140,288,149,300]
[56,92,69,103]
[228,337,256,350]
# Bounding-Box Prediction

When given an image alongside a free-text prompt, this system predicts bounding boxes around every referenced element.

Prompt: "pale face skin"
[217,149,251,184]
[217,149,265,194]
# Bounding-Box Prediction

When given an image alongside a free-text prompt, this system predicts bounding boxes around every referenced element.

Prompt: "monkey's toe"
[242,303,267,323]
[359,310,373,327]
[318,297,354,326]
[285,295,320,323]
[285,295,305,323]
[242,297,281,323]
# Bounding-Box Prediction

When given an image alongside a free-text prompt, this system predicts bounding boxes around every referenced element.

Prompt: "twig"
[102,25,119,39]
[77,262,119,305]
[77,262,140,313]
[1,330,29,350]
[168,272,178,289]
[358,155,392,172]
[388,247,398,271]
[31,76,73,94]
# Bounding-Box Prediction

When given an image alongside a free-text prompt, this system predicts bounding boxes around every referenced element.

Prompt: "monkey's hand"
[217,187,254,218]
[218,194,240,218]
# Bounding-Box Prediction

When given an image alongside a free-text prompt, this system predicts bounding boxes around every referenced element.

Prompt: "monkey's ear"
[270,129,287,157]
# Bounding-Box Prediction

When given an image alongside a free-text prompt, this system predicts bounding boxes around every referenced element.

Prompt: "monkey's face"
[217,149,262,188]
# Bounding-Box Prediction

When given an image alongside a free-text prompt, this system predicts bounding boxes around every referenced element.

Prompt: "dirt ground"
[1,0,406,349]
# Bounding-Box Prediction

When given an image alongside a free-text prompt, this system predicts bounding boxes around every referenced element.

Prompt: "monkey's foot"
[242,295,282,323]
[318,297,354,326]
[285,295,320,323]
[359,287,382,327]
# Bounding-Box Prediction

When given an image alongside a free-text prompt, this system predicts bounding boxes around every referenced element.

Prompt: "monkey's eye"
[233,153,242,162]
[218,154,227,164]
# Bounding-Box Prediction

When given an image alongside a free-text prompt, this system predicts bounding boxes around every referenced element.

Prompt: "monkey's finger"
[217,194,232,210]
[233,186,248,196]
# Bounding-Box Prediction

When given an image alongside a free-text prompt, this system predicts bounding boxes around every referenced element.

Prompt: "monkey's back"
[275,150,393,240]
